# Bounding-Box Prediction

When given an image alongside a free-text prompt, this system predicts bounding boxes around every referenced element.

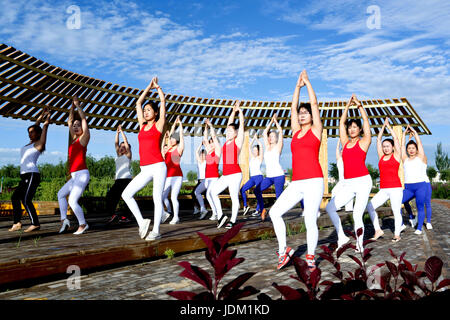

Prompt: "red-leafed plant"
[262,227,449,300]
[167,222,259,300]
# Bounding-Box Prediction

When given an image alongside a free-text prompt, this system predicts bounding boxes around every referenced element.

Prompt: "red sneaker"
[277,247,293,270]
[306,254,316,272]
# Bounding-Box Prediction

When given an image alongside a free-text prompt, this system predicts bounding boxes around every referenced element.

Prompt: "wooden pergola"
[0,44,431,198]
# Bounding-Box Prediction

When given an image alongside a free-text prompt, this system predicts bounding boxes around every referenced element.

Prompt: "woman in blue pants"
[401,125,430,235]
[254,113,285,221]
[240,134,264,215]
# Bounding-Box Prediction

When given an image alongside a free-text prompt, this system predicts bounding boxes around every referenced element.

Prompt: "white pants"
[194,179,207,211]
[58,169,90,225]
[367,187,403,236]
[270,178,324,255]
[163,176,183,220]
[331,180,354,211]
[122,162,166,234]
[210,173,242,223]
[205,178,219,216]
[326,174,372,250]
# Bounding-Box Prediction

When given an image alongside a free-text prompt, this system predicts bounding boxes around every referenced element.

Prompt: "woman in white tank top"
[401,125,430,234]
[253,113,285,220]
[106,125,133,225]
[240,133,264,215]
[191,143,208,217]
[10,109,51,233]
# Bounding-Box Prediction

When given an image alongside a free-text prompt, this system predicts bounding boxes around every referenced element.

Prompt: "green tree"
[435,142,449,173]
[187,170,197,183]
[329,162,339,181]
[0,164,20,178]
[367,164,379,186]
[427,166,437,182]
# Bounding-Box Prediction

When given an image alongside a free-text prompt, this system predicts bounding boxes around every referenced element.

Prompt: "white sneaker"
[426,223,433,230]
[251,210,260,217]
[169,218,180,225]
[139,219,151,239]
[337,235,350,249]
[413,216,418,226]
[73,224,89,235]
[409,219,416,228]
[161,211,170,223]
[209,214,218,221]
[414,229,422,235]
[243,206,250,216]
[400,224,407,233]
[193,207,200,215]
[199,209,208,220]
[145,231,161,241]
[59,219,70,234]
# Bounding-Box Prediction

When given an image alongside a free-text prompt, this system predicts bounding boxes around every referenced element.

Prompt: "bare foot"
[370,229,384,240]
[24,225,40,233]
[392,236,401,243]
[8,223,22,232]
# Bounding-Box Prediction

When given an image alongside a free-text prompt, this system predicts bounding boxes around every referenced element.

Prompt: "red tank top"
[165,148,183,177]
[205,151,220,178]
[138,123,164,166]
[291,129,323,181]
[68,138,87,173]
[222,139,241,176]
[379,155,402,188]
[342,140,369,179]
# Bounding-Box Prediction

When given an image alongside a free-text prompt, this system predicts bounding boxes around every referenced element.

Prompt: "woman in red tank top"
[57,96,91,235]
[161,116,184,225]
[200,119,221,221]
[210,101,245,230]
[367,117,404,242]
[269,70,324,271]
[325,94,373,253]
[121,77,167,241]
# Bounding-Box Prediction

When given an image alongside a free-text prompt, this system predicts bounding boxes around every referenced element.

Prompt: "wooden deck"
[0,206,393,287]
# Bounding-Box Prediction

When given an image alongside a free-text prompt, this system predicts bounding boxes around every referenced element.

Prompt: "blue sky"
[0,0,449,175]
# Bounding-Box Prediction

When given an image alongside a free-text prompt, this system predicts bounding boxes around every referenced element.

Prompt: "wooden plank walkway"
[0,207,393,286]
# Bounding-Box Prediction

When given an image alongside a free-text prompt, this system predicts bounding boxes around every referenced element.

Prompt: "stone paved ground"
[0,200,448,300]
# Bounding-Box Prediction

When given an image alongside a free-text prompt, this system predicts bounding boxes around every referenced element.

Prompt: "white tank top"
[337,157,345,181]
[197,160,206,180]
[115,155,132,180]
[264,147,284,177]
[404,157,427,184]
[422,162,430,183]
[249,157,263,176]
[20,143,41,174]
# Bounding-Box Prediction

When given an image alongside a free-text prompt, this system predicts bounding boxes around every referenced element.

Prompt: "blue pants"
[404,182,432,223]
[240,175,264,209]
[254,175,285,211]
[402,182,428,231]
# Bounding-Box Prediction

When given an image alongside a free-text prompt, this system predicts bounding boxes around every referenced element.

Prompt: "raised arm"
[154,77,166,133]
[195,142,202,163]
[35,111,50,152]
[263,115,275,148]
[120,125,132,159]
[73,96,90,147]
[290,71,304,135]
[301,70,322,140]
[273,114,284,154]
[255,135,264,162]
[376,118,387,159]
[235,101,245,150]
[206,119,221,157]
[249,134,256,159]
[339,96,353,147]
[115,126,120,156]
[135,79,155,130]
[35,108,47,126]
[177,120,185,156]
[401,127,408,162]
[353,95,371,152]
